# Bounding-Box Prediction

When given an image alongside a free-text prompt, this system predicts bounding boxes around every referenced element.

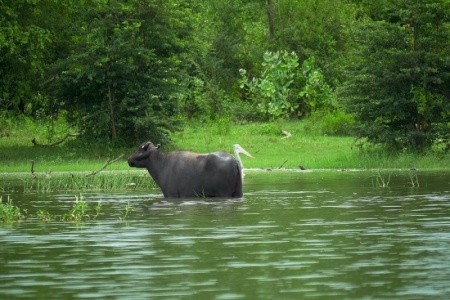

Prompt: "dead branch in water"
[278,159,288,169]
[85,154,124,177]
[30,160,51,178]
[31,133,80,147]
[31,160,36,178]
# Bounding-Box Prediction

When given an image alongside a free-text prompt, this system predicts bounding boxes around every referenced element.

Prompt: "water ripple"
[1,171,450,298]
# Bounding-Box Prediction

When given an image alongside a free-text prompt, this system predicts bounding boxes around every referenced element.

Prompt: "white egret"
[233,144,254,177]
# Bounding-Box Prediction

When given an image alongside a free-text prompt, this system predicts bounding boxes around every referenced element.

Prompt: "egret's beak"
[236,145,254,158]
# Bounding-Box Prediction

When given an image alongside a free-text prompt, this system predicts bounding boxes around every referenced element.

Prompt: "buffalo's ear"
[156,144,161,150]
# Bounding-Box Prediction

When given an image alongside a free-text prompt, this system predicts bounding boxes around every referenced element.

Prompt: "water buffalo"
[128,142,244,198]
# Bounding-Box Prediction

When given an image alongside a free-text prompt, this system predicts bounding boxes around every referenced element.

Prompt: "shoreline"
[1,167,448,177]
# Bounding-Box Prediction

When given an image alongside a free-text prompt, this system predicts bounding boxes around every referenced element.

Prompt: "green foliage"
[176,76,236,121]
[239,51,299,119]
[0,196,25,223]
[340,0,450,151]
[119,202,134,221]
[174,1,265,122]
[304,111,355,136]
[63,194,89,222]
[202,0,267,89]
[0,0,449,155]
[0,193,135,223]
[0,0,77,119]
[177,77,209,119]
[20,173,156,193]
[36,209,53,222]
[63,194,105,223]
[270,0,357,79]
[239,51,335,120]
[49,0,189,144]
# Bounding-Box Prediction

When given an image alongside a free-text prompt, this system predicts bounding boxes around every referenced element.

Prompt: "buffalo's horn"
[142,142,151,151]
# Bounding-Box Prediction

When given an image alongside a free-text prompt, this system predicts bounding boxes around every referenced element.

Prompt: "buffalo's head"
[128,141,160,168]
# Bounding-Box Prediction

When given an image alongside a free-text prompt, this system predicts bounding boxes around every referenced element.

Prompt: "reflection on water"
[1,171,450,299]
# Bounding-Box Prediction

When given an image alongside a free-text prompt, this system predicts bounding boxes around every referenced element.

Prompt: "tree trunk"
[107,84,117,140]
[267,0,275,42]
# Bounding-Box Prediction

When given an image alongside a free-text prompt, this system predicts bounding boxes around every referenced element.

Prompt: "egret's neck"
[234,149,243,169]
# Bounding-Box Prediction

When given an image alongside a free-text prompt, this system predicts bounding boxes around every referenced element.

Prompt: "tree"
[0,0,55,114]
[175,0,269,121]
[50,0,191,144]
[267,0,275,42]
[269,0,356,80]
[340,0,450,151]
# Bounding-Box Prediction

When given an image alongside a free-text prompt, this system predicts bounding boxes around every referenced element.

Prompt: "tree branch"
[278,159,288,169]
[85,154,124,177]
[32,133,79,147]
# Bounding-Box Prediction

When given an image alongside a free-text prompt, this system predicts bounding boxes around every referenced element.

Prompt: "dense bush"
[340,1,450,151]
[239,51,335,120]
[301,111,355,136]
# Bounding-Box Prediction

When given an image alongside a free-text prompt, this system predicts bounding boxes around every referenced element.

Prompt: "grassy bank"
[0,118,448,173]
[172,120,449,170]
[0,117,130,173]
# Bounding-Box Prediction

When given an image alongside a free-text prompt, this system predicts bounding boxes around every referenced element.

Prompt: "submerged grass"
[1,171,155,193]
[119,202,134,221]
[371,170,392,188]
[62,194,106,223]
[1,194,134,224]
[0,195,25,223]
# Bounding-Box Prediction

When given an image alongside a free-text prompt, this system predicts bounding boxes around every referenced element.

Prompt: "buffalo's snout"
[128,143,153,169]
[128,152,148,168]
[128,157,136,167]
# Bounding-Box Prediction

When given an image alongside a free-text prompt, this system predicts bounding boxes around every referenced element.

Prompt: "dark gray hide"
[128,142,243,198]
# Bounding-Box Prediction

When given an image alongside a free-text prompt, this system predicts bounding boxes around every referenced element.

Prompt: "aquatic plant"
[372,171,391,188]
[408,169,420,187]
[63,194,90,223]
[17,172,156,193]
[0,196,25,223]
[120,202,134,221]
[93,201,103,219]
[1,194,135,223]
[37,199,102,223]
[36,209,54,222]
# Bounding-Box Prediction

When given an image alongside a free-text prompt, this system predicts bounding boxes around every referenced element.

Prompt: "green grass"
[1,171,156,193]
[0,117,129,173]
[0,117,449,173]
[0,195,25,223]
[172,121,350,169]
[171,119,449,170]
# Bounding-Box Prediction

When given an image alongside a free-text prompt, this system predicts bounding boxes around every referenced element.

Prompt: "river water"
[1,170,450,299]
